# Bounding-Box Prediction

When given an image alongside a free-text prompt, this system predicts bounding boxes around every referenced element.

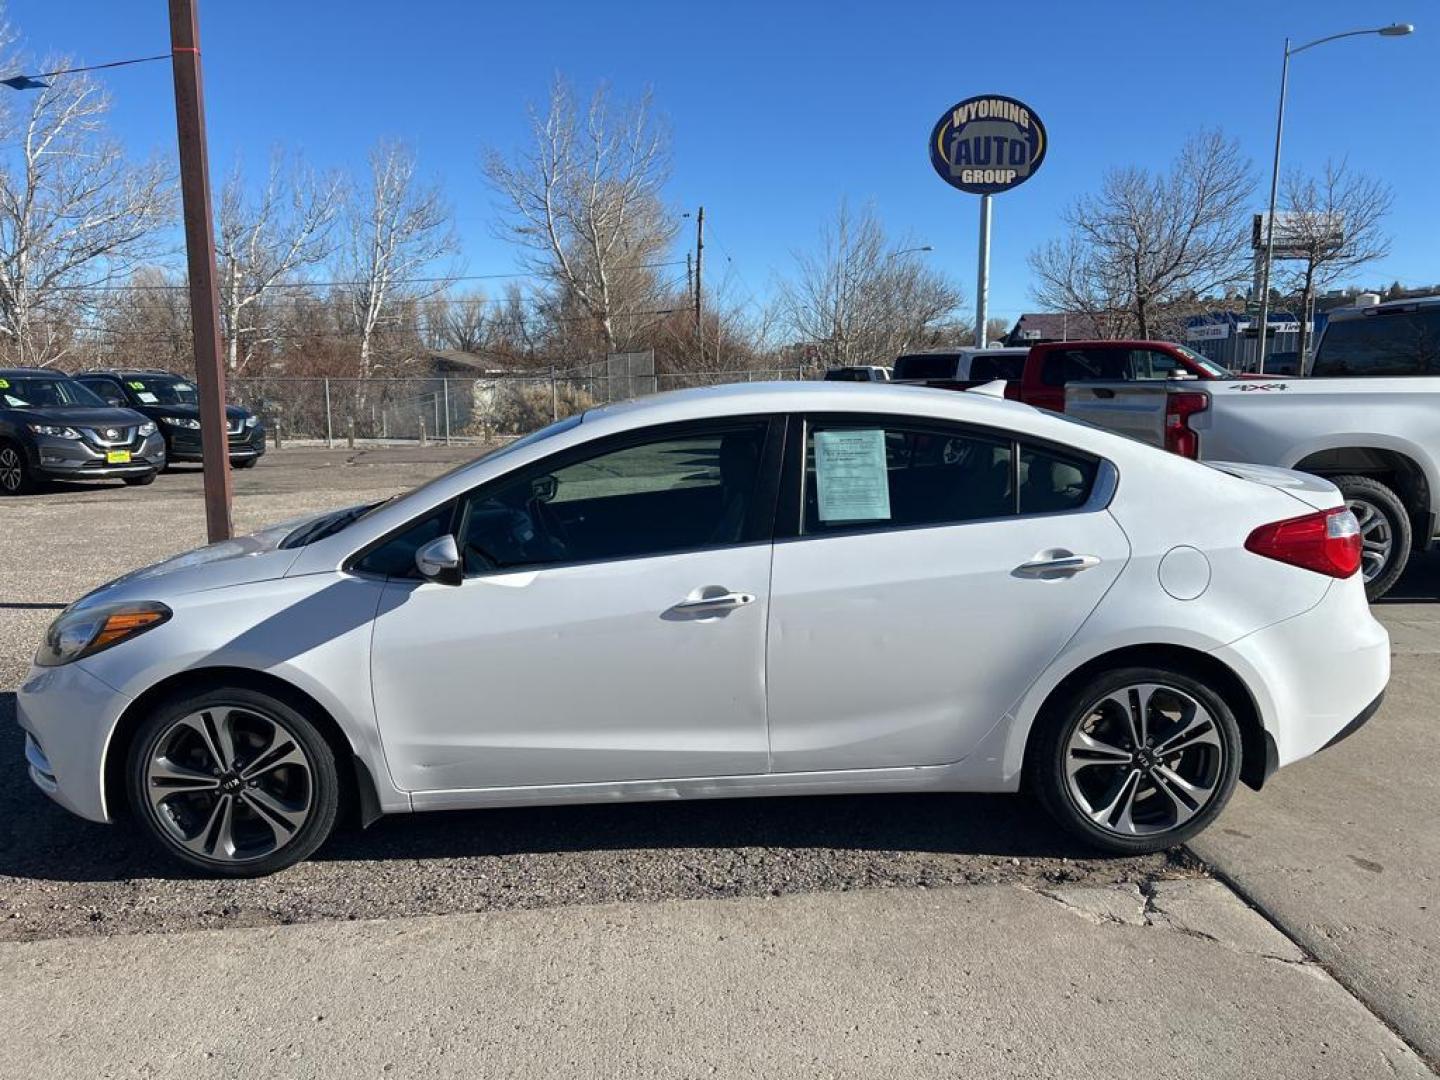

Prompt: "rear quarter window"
[894,354,959,381]
[1312,310,1440,376]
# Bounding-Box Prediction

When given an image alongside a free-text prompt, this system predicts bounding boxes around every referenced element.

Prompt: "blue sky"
[7,0,1438,329]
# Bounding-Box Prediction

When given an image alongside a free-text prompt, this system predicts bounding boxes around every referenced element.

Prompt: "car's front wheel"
[0,439,35,495]
[1028,666,1241,854]
[126,687,340,876]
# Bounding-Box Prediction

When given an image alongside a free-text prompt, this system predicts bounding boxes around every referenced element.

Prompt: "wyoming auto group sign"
[930,94,1047,195]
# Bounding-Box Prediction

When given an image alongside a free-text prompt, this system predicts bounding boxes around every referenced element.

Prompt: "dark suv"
[75,369,266,469]
[0,368,165,495]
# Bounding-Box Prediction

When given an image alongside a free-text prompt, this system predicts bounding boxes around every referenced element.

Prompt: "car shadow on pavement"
[0,691,1105,884]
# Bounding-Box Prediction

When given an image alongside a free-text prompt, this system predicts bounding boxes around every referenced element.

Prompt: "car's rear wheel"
[1028,666,1241,854]
[126,687,340,877]
[1332,475,1410,601]
[0,440,35,495]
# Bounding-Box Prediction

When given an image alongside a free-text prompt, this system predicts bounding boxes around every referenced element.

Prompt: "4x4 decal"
[1229,382,1289,391]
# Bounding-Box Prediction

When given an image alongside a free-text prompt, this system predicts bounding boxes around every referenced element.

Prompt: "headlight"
[161,416,201,429]
[36,601,171,668]
[243,416,258,429]
[29,424,82,439]
[138,421,157,437]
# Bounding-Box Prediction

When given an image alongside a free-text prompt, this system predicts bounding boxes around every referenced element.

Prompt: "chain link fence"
[229,366,801,447]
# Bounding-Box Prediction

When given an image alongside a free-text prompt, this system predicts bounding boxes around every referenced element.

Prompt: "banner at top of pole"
[930,95,1047,195]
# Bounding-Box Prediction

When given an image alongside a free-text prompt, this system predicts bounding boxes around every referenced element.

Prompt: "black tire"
[0,439,35,496]
[125,686,341,877]
[1027,666,1242,855]
[231,456,259,469]
[123,471,157,487]
[1331,474,1411,601]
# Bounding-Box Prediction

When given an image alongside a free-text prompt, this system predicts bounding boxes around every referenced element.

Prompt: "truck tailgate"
[1063,381,1175,448]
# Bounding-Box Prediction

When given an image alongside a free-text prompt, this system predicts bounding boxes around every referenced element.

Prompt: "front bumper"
[1213,577,1391,771]
[30,432,165,480]
[16,661,133,824]
[166,425,266,462]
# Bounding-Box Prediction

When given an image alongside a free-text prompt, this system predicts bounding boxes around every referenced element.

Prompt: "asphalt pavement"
[1,445,1437,1077]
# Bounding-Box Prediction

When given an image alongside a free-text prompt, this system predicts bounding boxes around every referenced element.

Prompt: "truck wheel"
[1333,475,1410,601]
[0,440,35,495]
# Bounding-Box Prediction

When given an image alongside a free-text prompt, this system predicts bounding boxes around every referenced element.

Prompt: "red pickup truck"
[920,340,1240,410]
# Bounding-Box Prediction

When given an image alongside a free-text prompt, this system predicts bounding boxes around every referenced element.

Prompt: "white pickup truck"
[1065,299,1440,600]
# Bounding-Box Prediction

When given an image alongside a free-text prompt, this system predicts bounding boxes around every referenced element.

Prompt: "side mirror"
[414,534,462,585]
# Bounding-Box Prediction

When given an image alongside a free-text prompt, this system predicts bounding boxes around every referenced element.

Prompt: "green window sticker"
[127,380,146,390]
[815,429,892,523]
[0,378,9,389]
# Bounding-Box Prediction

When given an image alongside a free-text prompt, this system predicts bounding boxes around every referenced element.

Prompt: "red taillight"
[1244,507,1362,578]
[1164,392,1208,459]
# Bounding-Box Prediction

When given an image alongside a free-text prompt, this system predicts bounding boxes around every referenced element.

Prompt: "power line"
[52,260,689,294]
[1,52,172,90]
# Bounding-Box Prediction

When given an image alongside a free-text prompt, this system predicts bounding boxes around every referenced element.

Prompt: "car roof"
[0,367,71,377]
[80,368,179,377]
[1327,295,1440,321]
[578,380,1035,431]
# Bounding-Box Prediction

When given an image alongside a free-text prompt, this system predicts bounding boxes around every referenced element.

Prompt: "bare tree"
[0,60,174,365]
[423,290,489,353]
[340,139,456,379]
[217,149,343,375]
[1029,130,1254,339]
[1276,160,1394,358]
[775,200,963,370]
[484,77,677,355]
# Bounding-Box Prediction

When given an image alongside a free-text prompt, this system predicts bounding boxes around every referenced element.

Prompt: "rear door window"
[1040,348,1129,386]
[894,354,959,381]
[1311,309,1440,376]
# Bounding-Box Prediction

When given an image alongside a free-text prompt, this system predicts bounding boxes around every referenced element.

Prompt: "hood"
[1205,461,1342,511]
[139,402,249,420]
[69,506,348,609]
[9,405,149,428]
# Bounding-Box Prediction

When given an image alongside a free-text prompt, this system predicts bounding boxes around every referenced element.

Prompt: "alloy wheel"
[1346,496,1393,583]
[1064,682,1225,837]
[144,705,314,864]
[0,446,23,493]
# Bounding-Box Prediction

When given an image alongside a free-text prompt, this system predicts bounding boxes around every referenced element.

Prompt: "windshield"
[282,412,586,548]
[1172,344,1234,379]
[124,375,199,406]
[1311,309,1440,376]
[0,374,108,409]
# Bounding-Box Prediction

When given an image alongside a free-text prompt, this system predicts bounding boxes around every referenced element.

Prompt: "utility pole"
[693,206,704,361]
[168,0,232,541]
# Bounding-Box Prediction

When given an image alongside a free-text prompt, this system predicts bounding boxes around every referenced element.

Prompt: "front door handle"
[1014,553,1100,579]
[670,589,755,615]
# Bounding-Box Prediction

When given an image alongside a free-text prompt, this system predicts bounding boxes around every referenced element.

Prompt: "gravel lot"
[0,446,1193,942]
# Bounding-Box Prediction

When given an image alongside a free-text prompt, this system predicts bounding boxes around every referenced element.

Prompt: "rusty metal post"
[169,0,232,541]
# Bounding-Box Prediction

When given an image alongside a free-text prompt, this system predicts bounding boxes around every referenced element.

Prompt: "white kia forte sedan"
[18,383,1390,876]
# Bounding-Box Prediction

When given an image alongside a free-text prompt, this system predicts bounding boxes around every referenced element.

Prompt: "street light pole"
[169,0,233,541]
[1254,22,1413,374]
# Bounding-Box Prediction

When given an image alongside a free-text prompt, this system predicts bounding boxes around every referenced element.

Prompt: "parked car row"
[0,367,264,495]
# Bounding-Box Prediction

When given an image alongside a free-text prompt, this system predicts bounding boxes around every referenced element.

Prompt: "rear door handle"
[670,590,755,614]
[1014,554,1100,579]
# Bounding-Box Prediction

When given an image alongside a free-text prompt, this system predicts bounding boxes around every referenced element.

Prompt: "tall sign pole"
[930,95,1047,348]
[169,0,233,542]
[975,195,992,345]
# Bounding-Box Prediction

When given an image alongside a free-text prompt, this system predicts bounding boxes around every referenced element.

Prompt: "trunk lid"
[1205,461,1343,511]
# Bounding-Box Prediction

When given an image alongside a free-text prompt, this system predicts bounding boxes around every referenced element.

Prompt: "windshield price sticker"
[815,429,891,523]
[137,392,159,403]
[127,380,145,389]
[0,378,9,389]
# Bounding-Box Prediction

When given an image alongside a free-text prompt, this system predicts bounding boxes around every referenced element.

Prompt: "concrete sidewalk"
[1,881,1428,1080]
[1193,579,1440,1066]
